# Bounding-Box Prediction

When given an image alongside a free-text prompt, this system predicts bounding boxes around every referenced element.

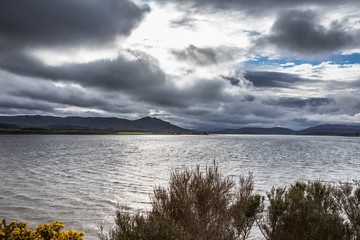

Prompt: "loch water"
[0,134,359,239]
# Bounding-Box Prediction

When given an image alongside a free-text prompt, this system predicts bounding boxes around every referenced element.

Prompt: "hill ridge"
[214,124,360,136]
[1,115,360,136]
[0,115,191,133]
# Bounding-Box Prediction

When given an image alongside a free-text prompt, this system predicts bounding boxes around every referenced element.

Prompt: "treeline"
[100,165,359,240]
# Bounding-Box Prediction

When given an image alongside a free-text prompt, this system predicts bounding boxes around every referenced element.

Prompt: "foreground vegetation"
[2,165,359,239]
[0,219,85,240]
[101,165,360,240]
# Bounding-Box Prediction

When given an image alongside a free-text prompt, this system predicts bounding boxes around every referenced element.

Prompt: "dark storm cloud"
[0,70,155,116]
[174,99,288,130]
[157,0,359,13]
[11,84,107,109]
[169,93,291,128]
[220,75,254,89]
[0,95,55,112]
[265,97,333,108]
[0,0,149,49]
[0,49,230,111]
[137,77,230,108]
[0,0,183,114]
[0,51,166,92]
[0,0,233,118]
[222,76,240,86]
[1,0,359,130]
[0,0,160,110]
[289,118,324,129]
[244,71,313,88]
[257,10,359,55]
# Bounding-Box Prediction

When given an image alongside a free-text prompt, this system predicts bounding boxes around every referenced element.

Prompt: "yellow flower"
[0,219,85,240]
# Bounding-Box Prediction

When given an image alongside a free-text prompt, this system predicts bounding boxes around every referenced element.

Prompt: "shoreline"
[0,130,206,135]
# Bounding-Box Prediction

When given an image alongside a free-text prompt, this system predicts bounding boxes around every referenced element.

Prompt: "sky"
[0,0,360,130]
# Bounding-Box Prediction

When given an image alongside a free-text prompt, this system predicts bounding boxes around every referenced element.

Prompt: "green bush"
[259,182,350,240]
[333,181,360,239]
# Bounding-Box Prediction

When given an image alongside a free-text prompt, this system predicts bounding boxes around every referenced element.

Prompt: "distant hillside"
[1,115,359,136]
[214,124,360,136]
[298,124,360,136]
[0,115,191,133]
[215,127,296,135]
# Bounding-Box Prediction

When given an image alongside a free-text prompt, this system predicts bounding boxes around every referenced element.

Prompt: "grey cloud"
[157,0,359,14]
[221,71,253,88]
[257,10,358,55]
[222,76,240,86]
[289,118,324,130]
[11,84,107,109]
[172,45,218,65]
[172,45,239,66]
[330,94,360,115]
[326,79,360,90]
[0,51,166,92]
[265,97,333,108]
[2,0,360,130]
[0,95,55,112]
[0,0,160,112]
[137,77,230,108]
[0,50,230,110]
[0,0,149,49]
[244,71,313,88]
[186,79,229,103]
[170,17,198,29]
[225,100,286,119]
[166,94,290,130]
[202,93,360,130]
[0,70,149,115]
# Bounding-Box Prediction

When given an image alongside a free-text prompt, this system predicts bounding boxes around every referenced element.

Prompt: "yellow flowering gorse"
[0,219,85,240]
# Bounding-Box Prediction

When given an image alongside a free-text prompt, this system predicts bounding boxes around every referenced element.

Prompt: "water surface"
[0,134,359,239]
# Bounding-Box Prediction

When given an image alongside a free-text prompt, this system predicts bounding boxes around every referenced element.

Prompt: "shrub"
[101,165,263,240]
[258,181,353,240]
[334,181,360,239]
[0,219,85,240]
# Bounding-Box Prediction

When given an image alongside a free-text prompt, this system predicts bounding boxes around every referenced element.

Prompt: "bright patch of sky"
[245,54,360,68]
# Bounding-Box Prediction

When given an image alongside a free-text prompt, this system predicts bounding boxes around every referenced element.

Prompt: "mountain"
[0,115,191,133]
[215,127,296,135]
[1,115,360,136]
[131,116,185,132]
[214,124,360,136]
[298,124,360,136]
[0,123,18,129]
